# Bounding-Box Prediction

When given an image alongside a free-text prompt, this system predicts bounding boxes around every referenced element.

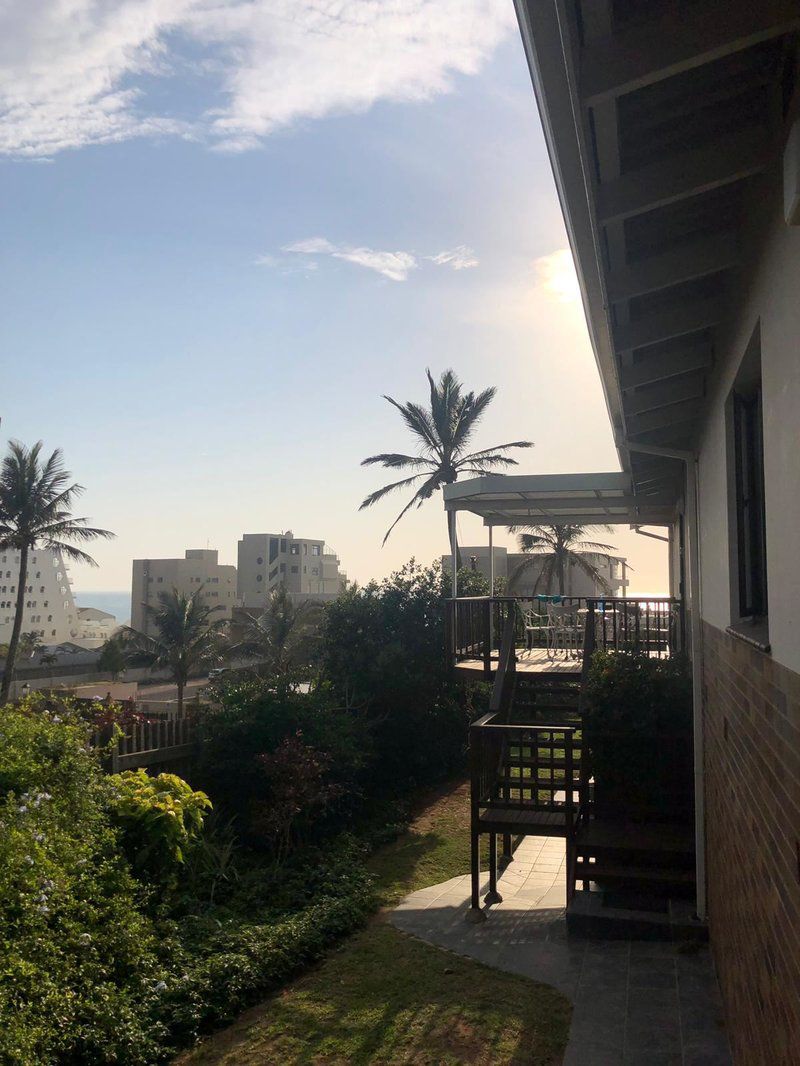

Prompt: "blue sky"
[0,1,666,595]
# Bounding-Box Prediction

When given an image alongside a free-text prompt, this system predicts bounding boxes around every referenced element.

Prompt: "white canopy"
[443,472,677,527]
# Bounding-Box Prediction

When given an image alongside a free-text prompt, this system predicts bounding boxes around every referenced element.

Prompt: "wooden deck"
[454,647,583,678]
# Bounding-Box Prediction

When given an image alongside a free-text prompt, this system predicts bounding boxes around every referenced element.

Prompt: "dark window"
[256,574,263,582]
[733,388,767,618]
[291,565,299,574]
[290,544,300,555]
[280,538,287,553]
[269,538,279,563]
[269,566,279,581]
[256,556,263,565]
[280,563,286,574]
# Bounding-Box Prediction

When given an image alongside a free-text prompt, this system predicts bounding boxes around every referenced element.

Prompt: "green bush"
[318,559,482,793]
[196,684,365,850]
[108,769,211,883]
[0,699,167,1065]
[584,651,693,821]
[158,839,376,1048]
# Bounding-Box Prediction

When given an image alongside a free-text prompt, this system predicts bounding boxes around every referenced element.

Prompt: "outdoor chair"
[518,602,549,654]
[547,602,584,659]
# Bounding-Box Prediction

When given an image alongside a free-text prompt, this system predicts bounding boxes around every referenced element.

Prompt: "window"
[269,538,279,563]
[257,574,263,582]
[291,565,299,574]
[280,538,287,553]
[290,544,300,555]
[280,563,286,574]
[312,545,321,556]
[733,390,767,617]
[311,567,319,576]
[727,326,768,639]
[256,556,264,565]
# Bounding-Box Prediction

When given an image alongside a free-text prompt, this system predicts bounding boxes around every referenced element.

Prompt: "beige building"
[75,607,121,649]
[237,532,346,608]
[0,547,80,646]
[131,549,237,635]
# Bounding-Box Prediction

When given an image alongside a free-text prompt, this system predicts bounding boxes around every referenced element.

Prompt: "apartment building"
[75,607,121,649]
[131,549,237,635]
[0,547,80,645]
[237,531,347,608]
[442,546,629,598]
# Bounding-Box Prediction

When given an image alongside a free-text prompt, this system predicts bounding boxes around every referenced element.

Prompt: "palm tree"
[510,524,618,596]
[360,369,532,555]
[230,583,320,682]
[123,586,227,715]
[0,441,114,703]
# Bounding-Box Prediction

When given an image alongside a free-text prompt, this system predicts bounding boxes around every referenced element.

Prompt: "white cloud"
[0,1,515,158]
[283,237,417,281]
[532,248,581,303]
[427,245,479,270]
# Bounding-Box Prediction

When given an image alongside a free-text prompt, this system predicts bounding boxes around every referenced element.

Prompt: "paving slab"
[389,835,731,1065]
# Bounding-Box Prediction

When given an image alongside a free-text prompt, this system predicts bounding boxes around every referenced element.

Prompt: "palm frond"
[359,472,428,511]
[360,453,436,470]
[381,471,444,545]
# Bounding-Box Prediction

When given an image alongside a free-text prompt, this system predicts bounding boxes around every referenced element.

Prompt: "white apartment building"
[441,546,629,598]
[237,532,347,608]
[0,547,80,645]
[131,549,237,635]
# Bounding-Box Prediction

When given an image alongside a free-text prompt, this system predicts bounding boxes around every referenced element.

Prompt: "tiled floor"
[390,836,731,1066]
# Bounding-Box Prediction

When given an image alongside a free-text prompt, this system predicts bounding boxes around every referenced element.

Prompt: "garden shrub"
[196,684,364,850]
[0,699,167,1065]
[584,651,693,821]
[158,837,376,1048]
[108,769,211,883]
[318,559,483,793]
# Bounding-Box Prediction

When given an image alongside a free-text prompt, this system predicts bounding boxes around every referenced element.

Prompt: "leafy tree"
[230,583,320,684]
[98,633,130,680]
[359,369,532,559]
[510,523,618,596]
[318,559,482,791]
[123,586,226,714]
[0,441,113,702]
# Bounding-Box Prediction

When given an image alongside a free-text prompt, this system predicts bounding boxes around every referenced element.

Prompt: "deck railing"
[448,595,684,672]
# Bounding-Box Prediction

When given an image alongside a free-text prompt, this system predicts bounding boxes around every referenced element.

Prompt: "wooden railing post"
[483,598,492,677]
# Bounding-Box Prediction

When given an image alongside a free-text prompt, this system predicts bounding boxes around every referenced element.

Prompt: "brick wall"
[703,622,800,1063]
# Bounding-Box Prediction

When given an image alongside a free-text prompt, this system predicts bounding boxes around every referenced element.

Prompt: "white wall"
[697,166,800,673]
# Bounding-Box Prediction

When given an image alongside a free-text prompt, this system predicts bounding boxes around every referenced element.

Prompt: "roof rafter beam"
[446,495,645,514]
[614,297,724,352]
[626,399,705,437]
[596,127,772,224]
[606,232,739,302]
[621,340,713,390]
[580,0,800,105]
[625,375,705,416]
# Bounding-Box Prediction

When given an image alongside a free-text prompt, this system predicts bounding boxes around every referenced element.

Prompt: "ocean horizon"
[72,590,131,626]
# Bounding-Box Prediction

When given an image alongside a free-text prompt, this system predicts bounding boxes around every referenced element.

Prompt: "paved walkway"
[390,836,731,1065]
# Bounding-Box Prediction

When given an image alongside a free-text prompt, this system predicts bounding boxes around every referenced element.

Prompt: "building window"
[312,545,321,556]
[728,326,768,634]
[290,544,300,555]
[280,538,287,553]
[256,574,263,582]
[256,556,263,565]
[733,390,767,618]
[269,538,279,563]
[311,567,319,576]
[291,565,299,574]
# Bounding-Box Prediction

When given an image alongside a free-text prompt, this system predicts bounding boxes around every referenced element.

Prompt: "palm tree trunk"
[1,544,29,704]
[177,678,184,718]
[447,509,462,576]
[557,554,566,597]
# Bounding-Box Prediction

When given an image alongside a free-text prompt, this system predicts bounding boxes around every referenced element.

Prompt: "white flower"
[153,981,167,994]
[36,904,50,915]
[24,855,34,866]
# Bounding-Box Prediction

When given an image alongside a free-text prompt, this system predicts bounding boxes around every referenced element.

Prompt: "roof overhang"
[513,0,799,506]
[444,472,677,528]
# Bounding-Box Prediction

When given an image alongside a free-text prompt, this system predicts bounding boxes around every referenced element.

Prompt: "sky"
[0,0,667,598]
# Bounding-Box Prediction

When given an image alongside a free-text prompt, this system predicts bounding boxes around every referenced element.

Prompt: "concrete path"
[390,836,731,1065]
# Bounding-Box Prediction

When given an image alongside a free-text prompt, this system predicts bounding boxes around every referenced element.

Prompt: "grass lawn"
[175,781,572,1066]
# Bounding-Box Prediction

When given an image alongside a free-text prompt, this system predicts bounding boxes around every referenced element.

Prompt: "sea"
[72,590,132,627]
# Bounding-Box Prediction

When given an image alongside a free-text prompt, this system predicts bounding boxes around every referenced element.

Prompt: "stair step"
[575,862,695,884]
